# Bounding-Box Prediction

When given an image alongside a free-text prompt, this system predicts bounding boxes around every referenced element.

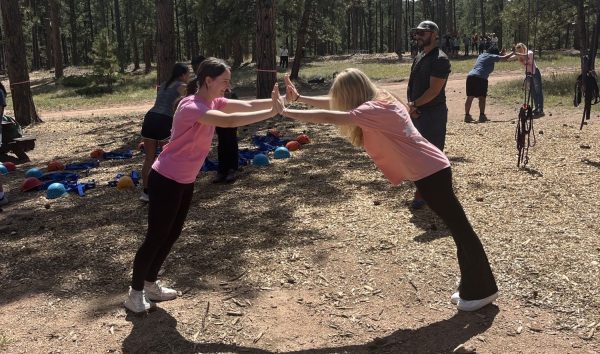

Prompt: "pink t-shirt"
[520,50,537,74]
[152,95,228,184]
[349,101,450,184]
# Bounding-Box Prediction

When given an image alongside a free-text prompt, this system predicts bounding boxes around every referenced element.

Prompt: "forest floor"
[0,65,599,354]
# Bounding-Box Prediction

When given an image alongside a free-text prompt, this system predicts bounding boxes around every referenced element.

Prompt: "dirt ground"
[1,67,599,354]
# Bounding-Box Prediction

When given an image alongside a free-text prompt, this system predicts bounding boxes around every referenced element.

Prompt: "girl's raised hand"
[284,74,300,102]
[272,83,285,114]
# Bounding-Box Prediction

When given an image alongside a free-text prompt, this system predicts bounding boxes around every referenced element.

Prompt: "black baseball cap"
[412,20,439,33]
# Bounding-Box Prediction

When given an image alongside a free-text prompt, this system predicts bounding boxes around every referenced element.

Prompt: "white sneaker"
[457,292,499,311]
[144,280,178,301]
[451,291,460,305]
[123,288,155,313]
[139,192,149,202]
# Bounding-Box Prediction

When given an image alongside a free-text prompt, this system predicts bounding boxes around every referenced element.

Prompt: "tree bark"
[480,0,486,37]
[114,0,126,72]
[49,0,63,78]
[0,0,42,125]
[126,0,140,70]
[394,0,403,58]
[156,0,176,86]
[290,0,313,80]
[67,0,79,65]
[255,0,276,98]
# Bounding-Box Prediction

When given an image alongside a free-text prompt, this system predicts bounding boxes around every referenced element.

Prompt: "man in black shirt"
[407,20,451,208]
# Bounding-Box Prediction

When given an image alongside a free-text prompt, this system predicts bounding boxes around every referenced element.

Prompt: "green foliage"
[60,75,94,88]
[90,28,120,89]
[490,72,579,107]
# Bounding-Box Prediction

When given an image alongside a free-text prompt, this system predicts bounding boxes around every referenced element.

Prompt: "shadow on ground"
[122,306,499,353]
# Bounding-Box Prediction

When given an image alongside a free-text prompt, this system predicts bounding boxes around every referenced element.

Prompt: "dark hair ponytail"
[187,57,229,95]
[162,62,189,90]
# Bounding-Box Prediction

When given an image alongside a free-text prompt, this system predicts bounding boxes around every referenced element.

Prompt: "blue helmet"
[252,153,270,166]
[26,167,43,178]
[0,164,8,175]
[273,147,291,159]
[47,183,68,199]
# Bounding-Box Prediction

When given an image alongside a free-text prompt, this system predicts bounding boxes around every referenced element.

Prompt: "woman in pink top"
[280,69,498,311]
[124,58,283,313]
[513,43,544,117]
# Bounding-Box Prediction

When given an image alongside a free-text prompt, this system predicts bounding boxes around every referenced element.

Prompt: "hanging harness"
[515,77,536,167]
[574,10,600,129]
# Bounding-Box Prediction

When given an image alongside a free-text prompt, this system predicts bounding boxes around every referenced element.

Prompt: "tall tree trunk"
[0,0,42,125]
[255,0,276,98]
[68,0,78,65]
[575,0,586,52]
[143,37,153,73]
[156,0,176,85]
[61,34,69,65]
[43,4,53,69]
[114,0,126,72]
[85,0,94,60]
[31,0,42,71]
[290,0,313,80]
[367,0,373,53]
[394,0,403,58]
[126,0,140,70]
[480,0,486,36]
[49,0,63,78]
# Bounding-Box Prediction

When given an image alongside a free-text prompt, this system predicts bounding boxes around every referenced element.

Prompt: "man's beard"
[417,36,432,49]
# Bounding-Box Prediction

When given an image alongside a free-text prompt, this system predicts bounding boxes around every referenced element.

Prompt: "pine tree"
[90,28,119,89]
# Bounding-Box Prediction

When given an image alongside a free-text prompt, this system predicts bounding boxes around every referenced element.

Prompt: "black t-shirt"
[407,47,451,108]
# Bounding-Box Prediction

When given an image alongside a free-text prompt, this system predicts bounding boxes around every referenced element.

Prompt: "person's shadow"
[123,306,500,353]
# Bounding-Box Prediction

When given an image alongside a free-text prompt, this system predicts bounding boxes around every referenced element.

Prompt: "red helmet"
[47,160,65,172]
[3,161,16,172]
[21,177,43,192]
[296,134,310,145]
[285,140,301,151]
[90,148,105,159]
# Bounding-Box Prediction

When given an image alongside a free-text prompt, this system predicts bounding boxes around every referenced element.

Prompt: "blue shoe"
[411,199,426,209]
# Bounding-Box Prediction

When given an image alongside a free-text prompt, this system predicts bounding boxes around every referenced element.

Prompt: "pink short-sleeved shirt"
[152,95,228,184]
[349,101,450,184]
[521,50,537,74]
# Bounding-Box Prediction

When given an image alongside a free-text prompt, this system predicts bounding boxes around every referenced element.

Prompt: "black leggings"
[215,127,239,174]
[414,167,498,300]
[131,169,194,290]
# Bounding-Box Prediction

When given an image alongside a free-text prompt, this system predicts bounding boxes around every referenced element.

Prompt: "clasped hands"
[271,74,300,116]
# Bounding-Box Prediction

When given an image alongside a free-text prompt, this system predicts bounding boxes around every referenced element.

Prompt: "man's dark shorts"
[466,75,489,97]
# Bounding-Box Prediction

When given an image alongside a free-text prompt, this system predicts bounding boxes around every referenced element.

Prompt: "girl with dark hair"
[139,63,191,202]
[124,57,283,313]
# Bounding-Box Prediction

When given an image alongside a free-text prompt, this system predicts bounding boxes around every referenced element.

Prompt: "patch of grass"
[26,71,158,112]
[490,72,578,107]
[0,333,13,351]
[3,51,581,113]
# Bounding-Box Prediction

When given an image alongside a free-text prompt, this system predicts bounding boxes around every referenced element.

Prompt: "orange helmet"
[116,176,135,190]
[285,140,301,151]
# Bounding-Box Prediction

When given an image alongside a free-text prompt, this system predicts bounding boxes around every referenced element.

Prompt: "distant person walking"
[281,47,289,69]
[464,48,514,123]
[407,20,451,209]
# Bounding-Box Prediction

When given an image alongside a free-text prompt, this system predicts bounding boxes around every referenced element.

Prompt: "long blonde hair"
[329,68,400,147]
